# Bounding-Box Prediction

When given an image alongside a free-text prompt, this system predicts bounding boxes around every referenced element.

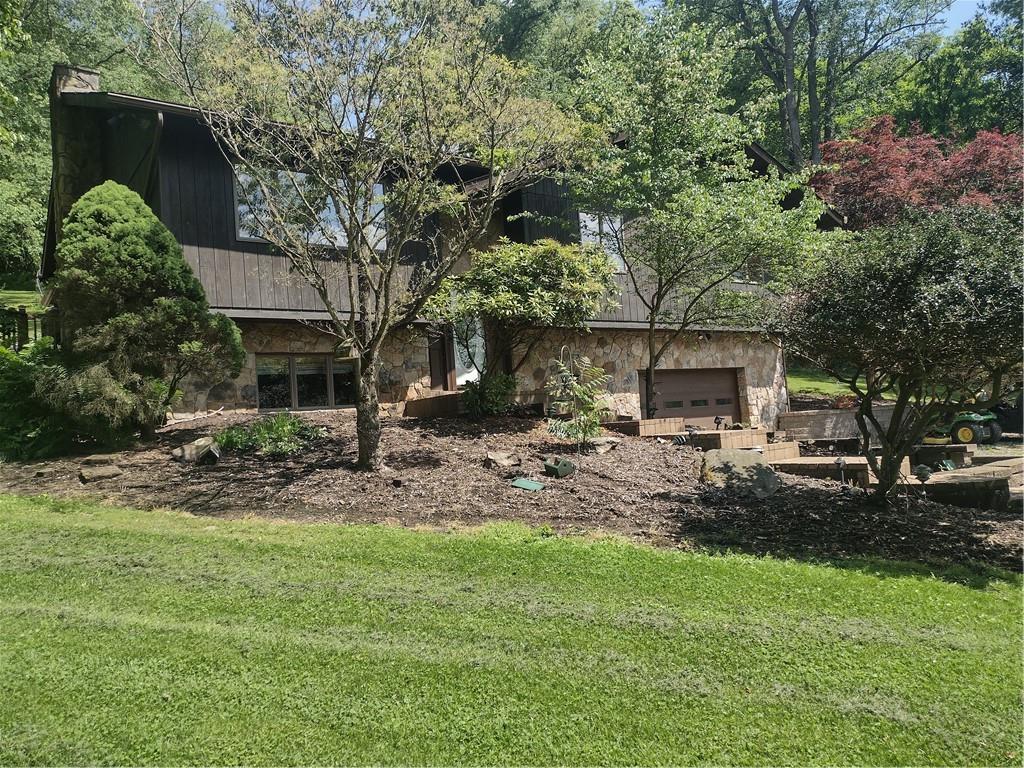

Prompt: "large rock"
[484,451,521,469]
[171,436,220,464]
[79,465,123,483]
[591,437,622,455]
[701,448,781,499]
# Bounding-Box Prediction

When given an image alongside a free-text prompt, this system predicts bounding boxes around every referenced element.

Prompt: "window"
[234,167,385,249]
[715,397,733,406]
[690,399,708,407]
[664,400,685,409]
[255,354,359,410]
[578,211,625,271]
[294,356,328,408]
[256,356,291,409]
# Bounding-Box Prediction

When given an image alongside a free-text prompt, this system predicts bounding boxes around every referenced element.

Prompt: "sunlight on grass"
[0,494,1020,765]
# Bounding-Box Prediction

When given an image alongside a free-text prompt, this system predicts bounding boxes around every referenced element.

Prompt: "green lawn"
[0,289,43,315]
[1,494,1020,765]
[787,364,855,398]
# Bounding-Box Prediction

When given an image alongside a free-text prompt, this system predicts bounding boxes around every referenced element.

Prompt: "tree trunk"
[806,2,822,165]
[780,19,804,168]
[644,325,658,419]
[873,447,906,501]
[355,354,383,470]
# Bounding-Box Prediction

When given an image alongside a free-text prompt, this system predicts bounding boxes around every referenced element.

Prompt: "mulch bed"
[2,410,1020,572]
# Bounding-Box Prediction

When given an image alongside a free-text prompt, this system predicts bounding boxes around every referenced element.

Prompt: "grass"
[786,364,856,398]
[0,289,42,315]
[1,494,1020,765]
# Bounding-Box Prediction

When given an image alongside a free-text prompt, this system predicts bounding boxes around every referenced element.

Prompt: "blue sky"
[942,0,990,32]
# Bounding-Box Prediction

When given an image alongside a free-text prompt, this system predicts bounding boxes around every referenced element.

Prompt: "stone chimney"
[50,63,100,95]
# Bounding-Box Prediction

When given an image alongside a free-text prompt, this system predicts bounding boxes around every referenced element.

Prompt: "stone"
[81,453,118,466]
[701,448,781,499]
[485,451,522,469]
[79,465,123,483]
[33,468,55,478]
[171,436,220,464]
[591,436,622,454]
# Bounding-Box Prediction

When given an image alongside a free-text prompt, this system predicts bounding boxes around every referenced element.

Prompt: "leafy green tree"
[51,181,245,435]
[682,0,946,166]
[429,237,616,408]
[0,0,175,286]
[143,0,588,468]
[893,11,1022,137]
[568,7,829,418]
[782,206,1023,499]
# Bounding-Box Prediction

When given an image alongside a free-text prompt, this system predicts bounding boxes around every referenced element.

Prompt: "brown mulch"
[1,410,1020,573]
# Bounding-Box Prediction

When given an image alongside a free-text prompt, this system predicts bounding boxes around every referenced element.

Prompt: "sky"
[942,0,989,32]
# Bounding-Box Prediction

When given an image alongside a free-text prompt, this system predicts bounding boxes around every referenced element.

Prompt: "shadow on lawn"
[669,482,1022,588]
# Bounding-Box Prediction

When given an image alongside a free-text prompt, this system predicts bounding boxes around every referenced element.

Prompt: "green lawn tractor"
[927,411,1003,445]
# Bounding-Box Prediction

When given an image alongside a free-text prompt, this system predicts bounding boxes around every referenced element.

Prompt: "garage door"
[639,368,742,428]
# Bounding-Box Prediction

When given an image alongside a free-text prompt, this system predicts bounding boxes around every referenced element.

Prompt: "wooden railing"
[0,306,52,351]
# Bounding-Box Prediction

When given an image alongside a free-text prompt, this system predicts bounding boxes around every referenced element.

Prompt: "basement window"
[690,399,709,407]
[716,397,733,406]
[256,354,358,410]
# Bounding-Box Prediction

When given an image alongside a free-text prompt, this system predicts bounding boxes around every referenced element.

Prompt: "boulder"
[79,465,123,483]
[171,436,220,464]
[484,451,521,469]
[701,448,781,499]
[590,437,622,455]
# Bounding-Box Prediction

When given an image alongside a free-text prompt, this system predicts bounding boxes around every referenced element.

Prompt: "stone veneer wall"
[175,320,435,418]
[513,328,789,428]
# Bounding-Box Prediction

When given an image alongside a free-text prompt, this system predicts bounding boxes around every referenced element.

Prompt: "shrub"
[461,373,517,419]
[546,352,612,450]
[217,414,325,457]
[0,340,78,459]
[49,181,245,437]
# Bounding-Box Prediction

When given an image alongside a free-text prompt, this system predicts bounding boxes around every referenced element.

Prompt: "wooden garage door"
[639,368,742,428]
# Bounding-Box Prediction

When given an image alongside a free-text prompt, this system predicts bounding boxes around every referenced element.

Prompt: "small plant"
[216,414,324,457]
[546,350,612,451]
[461,372,517,420]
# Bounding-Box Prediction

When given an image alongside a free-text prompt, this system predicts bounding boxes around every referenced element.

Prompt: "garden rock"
[484,451,521,469]
[591,437,622,454]
[701,448,781,499]
[79,465,123,483]
[81,453,118,466]
[172,436,220,464]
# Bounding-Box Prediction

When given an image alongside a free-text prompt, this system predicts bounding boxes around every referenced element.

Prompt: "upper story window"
[578,211,625,272]
[234,166,386,250]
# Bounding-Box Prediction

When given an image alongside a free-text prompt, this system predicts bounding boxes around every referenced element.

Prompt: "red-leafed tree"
[812,116,1023,229]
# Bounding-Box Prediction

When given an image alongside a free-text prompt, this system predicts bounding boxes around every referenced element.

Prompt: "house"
[41,64,839,429]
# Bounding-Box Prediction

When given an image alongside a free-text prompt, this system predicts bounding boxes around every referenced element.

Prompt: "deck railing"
[0,306,53,351]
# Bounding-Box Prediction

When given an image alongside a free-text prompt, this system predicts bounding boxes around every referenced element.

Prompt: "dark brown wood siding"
[157,115,345,314]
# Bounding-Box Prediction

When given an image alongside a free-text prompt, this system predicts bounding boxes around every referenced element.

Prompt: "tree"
[567,7,828,418]
[51,181,245,435]
[893,7,1022,137]
[428,237,616,412]
[782,206,1023,499]
[686,0,946,166]
[812,115,1023,228]
[141,0,587,469]
[0,0,174,286]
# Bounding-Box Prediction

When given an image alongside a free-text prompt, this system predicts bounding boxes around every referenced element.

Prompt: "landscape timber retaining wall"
[778,405,896,442]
